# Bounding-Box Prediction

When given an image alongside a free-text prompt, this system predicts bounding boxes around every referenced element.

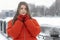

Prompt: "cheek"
[19,10,22,13]
[24,10,27,13]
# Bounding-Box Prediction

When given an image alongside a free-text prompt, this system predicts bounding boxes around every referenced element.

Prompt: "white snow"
[33,17,60,28]
[0,33,8,40]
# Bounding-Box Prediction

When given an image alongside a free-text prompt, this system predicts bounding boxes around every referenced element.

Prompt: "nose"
[23,9,26,12]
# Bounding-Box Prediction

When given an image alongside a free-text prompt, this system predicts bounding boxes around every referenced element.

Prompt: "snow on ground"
[33,17,60,28]
[0,33,8,40]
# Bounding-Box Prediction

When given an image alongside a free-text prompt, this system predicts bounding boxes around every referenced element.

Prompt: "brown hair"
[12,1,31,25]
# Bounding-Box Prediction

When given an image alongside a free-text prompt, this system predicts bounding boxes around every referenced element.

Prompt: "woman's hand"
[17,14,24,22]
[17,14,30,22]
[24,14,31,22]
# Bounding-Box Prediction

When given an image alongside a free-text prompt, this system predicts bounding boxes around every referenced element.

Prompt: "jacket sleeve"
[6,20,23,38]
[24,19,41,37]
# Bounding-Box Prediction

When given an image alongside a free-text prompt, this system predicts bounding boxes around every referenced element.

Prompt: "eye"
[25,8,27,10]
[20,8,23,9]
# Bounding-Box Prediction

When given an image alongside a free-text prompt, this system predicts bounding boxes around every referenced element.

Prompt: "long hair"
[12,1,31,25]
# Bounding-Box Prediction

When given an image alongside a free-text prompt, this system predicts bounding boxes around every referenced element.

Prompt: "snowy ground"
[0,33,8,40]
[33,17,60,28]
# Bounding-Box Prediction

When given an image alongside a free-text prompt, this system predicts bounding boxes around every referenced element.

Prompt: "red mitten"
[24,14,31,21]
[17,14,25,22]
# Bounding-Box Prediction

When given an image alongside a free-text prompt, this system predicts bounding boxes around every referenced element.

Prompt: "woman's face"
[19,5,27,15]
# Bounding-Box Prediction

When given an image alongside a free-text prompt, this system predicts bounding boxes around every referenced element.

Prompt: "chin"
[21,14,26,15]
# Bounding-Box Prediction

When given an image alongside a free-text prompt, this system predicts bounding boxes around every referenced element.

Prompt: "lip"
[20,13,26,15]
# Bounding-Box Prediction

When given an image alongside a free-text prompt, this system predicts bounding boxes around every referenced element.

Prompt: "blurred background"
[0,0,60,40]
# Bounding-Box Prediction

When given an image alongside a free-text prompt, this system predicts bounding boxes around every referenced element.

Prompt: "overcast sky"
[0,0,56,12]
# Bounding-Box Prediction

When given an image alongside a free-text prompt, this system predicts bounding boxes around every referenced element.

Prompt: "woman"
[6,1,41,40]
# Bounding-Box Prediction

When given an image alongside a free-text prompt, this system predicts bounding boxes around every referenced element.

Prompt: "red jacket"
[6,18,41,40]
